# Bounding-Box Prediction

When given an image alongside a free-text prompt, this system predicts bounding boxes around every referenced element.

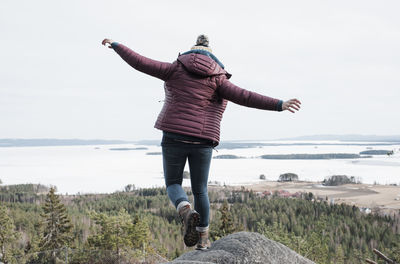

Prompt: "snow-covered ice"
[0,141,399,194]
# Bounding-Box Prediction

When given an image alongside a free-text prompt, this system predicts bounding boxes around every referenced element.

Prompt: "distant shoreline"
[0,138,133,147]
[277,134,400,142]
[214,153,373,160]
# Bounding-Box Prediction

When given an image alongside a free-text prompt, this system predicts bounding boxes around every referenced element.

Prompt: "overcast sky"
[1,0,399,141]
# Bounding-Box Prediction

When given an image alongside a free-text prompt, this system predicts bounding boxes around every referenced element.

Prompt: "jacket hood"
[177,53,231,79]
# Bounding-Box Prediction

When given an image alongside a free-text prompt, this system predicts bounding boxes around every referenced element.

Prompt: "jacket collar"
[181,49,225,69]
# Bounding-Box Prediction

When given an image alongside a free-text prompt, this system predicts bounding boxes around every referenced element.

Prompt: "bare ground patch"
[218,181,400,214]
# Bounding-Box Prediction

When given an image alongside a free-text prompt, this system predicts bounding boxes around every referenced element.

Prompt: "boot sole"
[195,246,210,251]
[183,211,200,247]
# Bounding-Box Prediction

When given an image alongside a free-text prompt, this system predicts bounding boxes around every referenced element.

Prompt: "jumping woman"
[102,35,301,250]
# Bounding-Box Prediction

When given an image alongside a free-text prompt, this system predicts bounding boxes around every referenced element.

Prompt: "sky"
[1,0,399,141]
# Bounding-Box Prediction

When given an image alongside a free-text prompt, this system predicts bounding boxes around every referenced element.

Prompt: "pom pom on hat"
[196,34,209,47]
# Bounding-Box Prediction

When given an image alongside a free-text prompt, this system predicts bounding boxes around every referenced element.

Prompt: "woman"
[102,35,301,250]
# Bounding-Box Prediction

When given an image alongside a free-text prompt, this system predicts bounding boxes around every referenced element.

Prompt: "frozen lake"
[0,141,399,194]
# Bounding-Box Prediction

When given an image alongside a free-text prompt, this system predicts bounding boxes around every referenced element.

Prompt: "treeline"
[0,184,50,203]
[259,153,371,159]
[0,184,399,263]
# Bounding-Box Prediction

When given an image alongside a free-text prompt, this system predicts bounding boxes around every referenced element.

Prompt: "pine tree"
[86,209,153,262]
[24,227,41,264]
[211,200,236,240]
[131,215,151,254]
[335,244,345,264]
[0,204,20,263]
[40,187,72,262]
[87,208,134,262]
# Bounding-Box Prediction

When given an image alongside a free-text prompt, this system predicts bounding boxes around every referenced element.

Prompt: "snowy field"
[0,141,399,194]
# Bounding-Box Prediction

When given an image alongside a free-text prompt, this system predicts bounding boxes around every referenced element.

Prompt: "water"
[0,141,399,194]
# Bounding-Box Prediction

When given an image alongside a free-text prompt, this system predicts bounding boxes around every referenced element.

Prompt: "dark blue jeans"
[161,132,213,228]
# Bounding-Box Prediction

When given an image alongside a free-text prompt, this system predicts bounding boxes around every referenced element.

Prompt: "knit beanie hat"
[191,34,212,53]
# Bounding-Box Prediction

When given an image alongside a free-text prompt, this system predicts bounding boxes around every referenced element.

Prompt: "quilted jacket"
[111,43,283,146]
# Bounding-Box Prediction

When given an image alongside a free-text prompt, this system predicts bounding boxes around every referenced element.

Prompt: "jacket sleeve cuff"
[111,42,119,49]
[276,100,283,111]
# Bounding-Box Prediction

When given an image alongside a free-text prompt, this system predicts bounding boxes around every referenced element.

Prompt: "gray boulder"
[167,232,315,264]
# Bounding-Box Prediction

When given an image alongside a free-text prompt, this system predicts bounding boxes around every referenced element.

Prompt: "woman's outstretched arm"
[102,38,174,81]
[217,78,301,112]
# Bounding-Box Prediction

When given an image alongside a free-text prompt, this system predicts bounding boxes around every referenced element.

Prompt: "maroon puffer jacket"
[112,43,282,145]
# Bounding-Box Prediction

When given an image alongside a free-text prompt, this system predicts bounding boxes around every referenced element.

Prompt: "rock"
[166,232,315,264]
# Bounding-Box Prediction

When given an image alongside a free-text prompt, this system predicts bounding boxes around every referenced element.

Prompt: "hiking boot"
[196,230,211,250]
[178,204,200,247]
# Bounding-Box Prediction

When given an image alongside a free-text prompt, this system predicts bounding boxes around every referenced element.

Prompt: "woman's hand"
[282,98,301,113]
[102,38,114,48]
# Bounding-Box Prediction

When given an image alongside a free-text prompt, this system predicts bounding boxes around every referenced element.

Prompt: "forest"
[0,183,399,263]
